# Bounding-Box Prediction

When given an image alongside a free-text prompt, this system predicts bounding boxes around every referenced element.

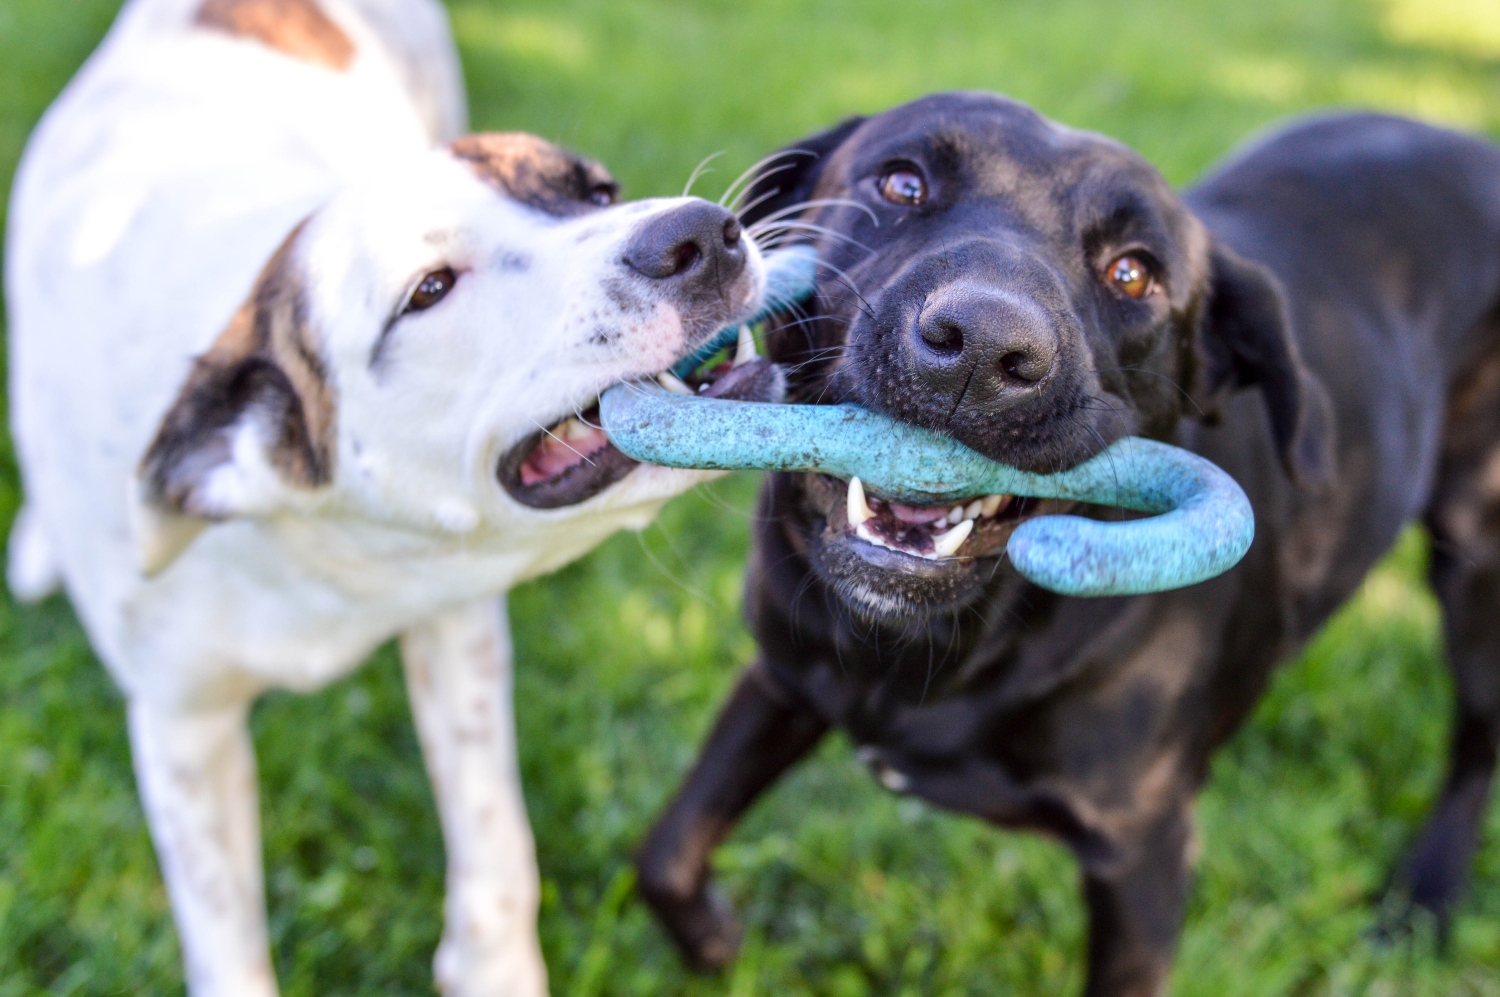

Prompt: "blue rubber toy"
[600,247,1254,598]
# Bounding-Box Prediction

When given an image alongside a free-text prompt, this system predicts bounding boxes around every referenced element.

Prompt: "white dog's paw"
[432,907,548,997]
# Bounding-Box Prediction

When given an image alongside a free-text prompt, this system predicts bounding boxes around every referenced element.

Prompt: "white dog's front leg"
[128,699,277,997]
[401,598,548,997]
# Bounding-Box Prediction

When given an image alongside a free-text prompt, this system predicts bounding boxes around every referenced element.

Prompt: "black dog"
[635,92,1500,996]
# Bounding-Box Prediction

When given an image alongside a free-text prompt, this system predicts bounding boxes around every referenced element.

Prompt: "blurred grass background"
[3,0,1500,993]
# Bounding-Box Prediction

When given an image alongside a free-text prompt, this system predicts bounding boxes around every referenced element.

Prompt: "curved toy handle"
[599,383,1254,597]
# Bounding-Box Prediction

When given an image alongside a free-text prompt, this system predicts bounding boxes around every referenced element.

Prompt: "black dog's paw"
[636,874,743,971]
[682,885,743,971]
[1369,883,1450,954]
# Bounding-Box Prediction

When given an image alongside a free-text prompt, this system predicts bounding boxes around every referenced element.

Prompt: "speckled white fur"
[4,2,759,994]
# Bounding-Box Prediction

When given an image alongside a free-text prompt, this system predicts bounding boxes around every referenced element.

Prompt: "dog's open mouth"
[846,478,1037,560]
[499,331,784,509]
[496,403,640,510]
[807,472,1047,565]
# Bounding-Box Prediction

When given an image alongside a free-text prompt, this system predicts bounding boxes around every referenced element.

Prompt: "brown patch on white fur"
[450,134,618,217]
[140,222,336,516]
[195,0,355,71]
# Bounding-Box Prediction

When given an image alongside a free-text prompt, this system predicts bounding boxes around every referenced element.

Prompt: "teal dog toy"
[600,247,1254,598]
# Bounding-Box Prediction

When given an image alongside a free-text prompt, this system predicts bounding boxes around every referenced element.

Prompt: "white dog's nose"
[622,200,747,296]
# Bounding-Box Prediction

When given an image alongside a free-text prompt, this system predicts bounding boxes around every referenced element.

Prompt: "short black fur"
[638,95,1500,996]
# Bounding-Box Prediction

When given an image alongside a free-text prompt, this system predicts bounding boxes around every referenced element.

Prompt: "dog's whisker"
[529,419,596,468]
[732,184,787,222]
[634,525,717,608]
[811,257,857,277]
[1081,422,1127,512]
[819,274,877,323]
[746,221,872,252]
[750,198,879,227]
[683,150,726,198]
[722,152,810,210]
[1090,366,1206,419]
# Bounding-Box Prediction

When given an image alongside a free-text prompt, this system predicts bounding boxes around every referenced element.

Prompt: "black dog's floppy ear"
[737,115,866,228]
[1190,241,1334,489]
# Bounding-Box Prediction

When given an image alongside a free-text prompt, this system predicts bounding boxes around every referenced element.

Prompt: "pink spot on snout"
[626,304,687,372]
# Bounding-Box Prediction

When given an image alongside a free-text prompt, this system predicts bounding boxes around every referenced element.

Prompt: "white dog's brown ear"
[131,227,336,576]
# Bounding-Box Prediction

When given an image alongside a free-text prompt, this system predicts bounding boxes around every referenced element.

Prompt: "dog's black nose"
[913,285,1058,401]
[623,201,746,289]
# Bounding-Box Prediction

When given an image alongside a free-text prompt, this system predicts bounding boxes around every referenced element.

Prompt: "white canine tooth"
[657,372,693,395]
[932,518,974,558]
[947,505,964,525]
[561,418,593,441]
[980,494,1006,518]
[734,324,758,365]
[847,477,873,527]
[964,500,983,521]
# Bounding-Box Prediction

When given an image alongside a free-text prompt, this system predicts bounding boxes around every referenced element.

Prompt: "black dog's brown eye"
[407,267,457,312]
[878,169,927,206]
[587,183,618,207]
[1106,254,1154,299]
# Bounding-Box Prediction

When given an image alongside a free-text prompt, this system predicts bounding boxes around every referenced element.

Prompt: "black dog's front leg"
[636,663,828,970]
[1080,807,1194,997]
[882,750,1193,997]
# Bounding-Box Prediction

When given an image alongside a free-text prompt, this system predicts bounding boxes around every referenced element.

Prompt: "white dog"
[4,1,768,994]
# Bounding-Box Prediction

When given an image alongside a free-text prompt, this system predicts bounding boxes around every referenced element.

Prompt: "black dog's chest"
[769,620,1021,759]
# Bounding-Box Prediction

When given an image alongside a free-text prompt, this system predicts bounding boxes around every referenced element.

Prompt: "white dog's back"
[5,0,460,677]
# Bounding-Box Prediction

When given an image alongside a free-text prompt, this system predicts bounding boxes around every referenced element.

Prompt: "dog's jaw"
[283,154,771,545]
[788,471,1063,623]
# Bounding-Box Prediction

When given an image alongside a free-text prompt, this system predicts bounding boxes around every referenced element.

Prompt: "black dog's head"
[745,92,1328,624]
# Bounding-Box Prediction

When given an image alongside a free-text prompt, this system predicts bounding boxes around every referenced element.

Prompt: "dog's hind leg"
[636,663,828,971]
[128,698,277,997]
[1394,377,1500,934]
[1393,532,1500,936]
[401,597,547,997]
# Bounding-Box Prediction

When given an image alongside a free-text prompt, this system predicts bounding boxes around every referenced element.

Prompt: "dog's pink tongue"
[520,421,610,486]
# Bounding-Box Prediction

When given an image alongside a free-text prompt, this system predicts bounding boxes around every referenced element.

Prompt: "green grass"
[3,0,1500,993]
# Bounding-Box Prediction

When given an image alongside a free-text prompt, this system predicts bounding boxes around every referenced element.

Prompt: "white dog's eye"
[405,267,457,313]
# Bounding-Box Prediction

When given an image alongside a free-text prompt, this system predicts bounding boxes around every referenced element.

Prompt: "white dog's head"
[132,133,768,573]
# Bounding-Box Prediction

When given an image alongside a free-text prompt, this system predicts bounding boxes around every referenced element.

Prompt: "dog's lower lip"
[497,347,767,509]
[498,402,639,509]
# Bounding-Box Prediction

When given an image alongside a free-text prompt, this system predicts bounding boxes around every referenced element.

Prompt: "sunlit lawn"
[2,0,1499,993]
